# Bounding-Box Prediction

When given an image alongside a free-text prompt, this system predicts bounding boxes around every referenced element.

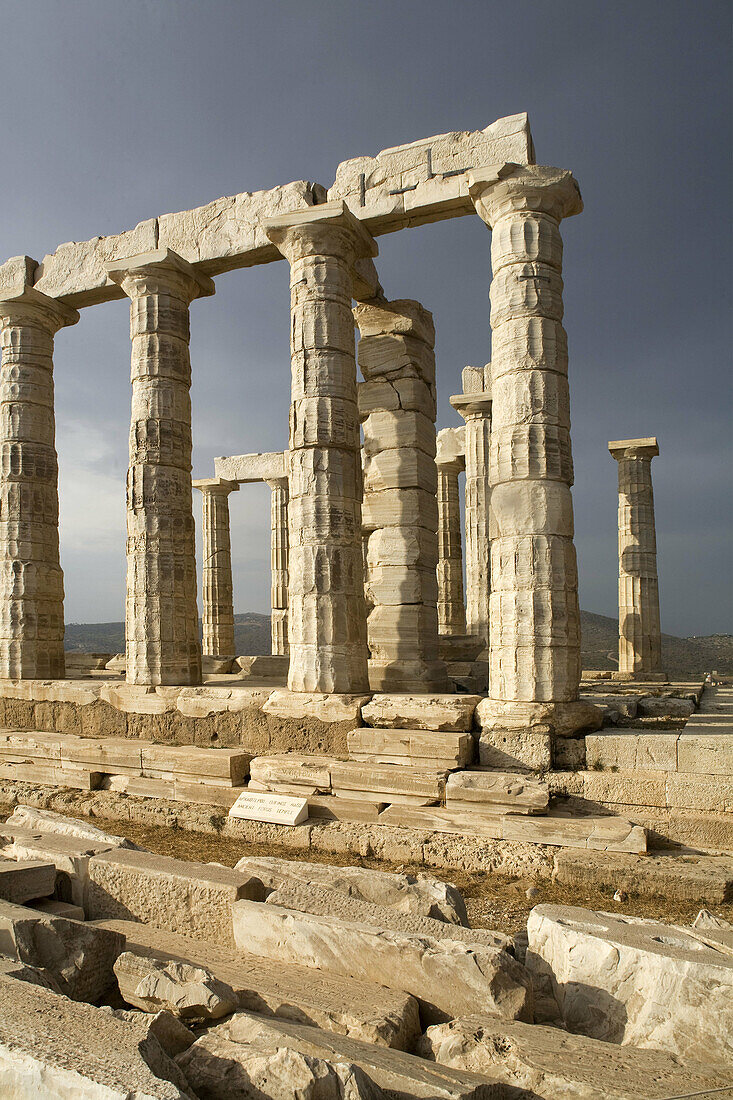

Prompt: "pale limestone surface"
[114,951,239,1019]
[0,898,124,1002]
[0,266,79,680]
[198,1011,505,1099]
[609,438,663,678]
[0,973,189,1098]
[470,164,583,722]
[214,449,287,483]
[356,299,446,692]
[193,477,238,658]
[417,1014,732,1100]
[106,248,215,687]
[5,803,134,847]
[526,904,733,1066]
[232,899,532,1025]
[450,365,492,650]
[362,693,480,731]
[347,726,474,769]
[265,203,375,694]
[264,881,509,950]
[178,1037,385,1100]
[95,917,420,1050]
[445,770,548,814]
[436,426,467,637]
[0,859,56,903]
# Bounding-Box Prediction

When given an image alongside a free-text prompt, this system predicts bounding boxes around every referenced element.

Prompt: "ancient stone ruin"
[0,115,730,1096]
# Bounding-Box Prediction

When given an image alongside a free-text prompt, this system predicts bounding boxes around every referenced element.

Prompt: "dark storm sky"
[2,0,731,635]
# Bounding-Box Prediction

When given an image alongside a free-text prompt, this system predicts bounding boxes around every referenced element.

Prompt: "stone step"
[347,727,474,768]
[0,760,102,789]
[331,760,449,798]
[445,770,548,814]
[333,788,438,806]
[378,805,647,853]
[249,753,337,792]
[92,917,420,1051]
[306,794,385,822]
[586,730,733,775]
[361,693,481,732]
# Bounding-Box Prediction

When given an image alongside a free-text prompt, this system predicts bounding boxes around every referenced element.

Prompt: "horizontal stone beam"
[214,451,287,484]
[5,114,534,308]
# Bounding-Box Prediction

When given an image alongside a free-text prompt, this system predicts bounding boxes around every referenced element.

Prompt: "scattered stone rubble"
[0,806,728,1097]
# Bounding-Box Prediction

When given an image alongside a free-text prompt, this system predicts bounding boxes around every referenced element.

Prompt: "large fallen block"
[5,804,136,848]
[0,898,124,1002]
[2,829,117,907]
[178,1036,384,1099]
[232,899,532,1025]
[86,848,264,947]
[417,1014,732,1100]
[265,882,508,950]
[526,904,733,1067]
[187,1011,509,1099]
[361,693,481,732]
[0,859,56,904]
[347,727,474,768]
[445,770,549,815]
[0,974,190,1098]
[115,951,239,1020]
[233,853,468,925]
[93,917,420,1050]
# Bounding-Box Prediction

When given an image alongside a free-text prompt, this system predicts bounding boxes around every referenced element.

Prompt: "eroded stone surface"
[115,950,239,1019]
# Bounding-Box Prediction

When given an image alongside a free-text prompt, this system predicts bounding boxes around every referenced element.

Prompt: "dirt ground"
[83,815,733,934]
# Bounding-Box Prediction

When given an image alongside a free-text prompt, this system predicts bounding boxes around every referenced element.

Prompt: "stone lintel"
[192,477,239,493]
[214,451,287,484]
[450,393,493,418]
[105,247,215,299]
[609,437,659,459]
[264,199,378,259]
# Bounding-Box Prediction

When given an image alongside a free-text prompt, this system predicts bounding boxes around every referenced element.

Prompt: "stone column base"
[475,698,604,773]
[367,659,449,694]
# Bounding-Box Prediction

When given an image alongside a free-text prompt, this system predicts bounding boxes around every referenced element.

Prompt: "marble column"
[193,477,238,659]
[451,365,492,647]
[355,299,447,692]
[106,249,214,687]
[0,259,79,679]
[267,475,289,657]
[265,202,373,693]
[435,427,466,637]
[609,437,664,679]
[469,165,585,725]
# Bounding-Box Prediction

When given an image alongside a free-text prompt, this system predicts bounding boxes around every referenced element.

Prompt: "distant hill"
[64,609,732,677]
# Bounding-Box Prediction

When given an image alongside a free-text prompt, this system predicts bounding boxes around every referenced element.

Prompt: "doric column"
[0,258,79,678]
[355,299,447,692]
[265,202,373,693]
[609,437,664,679]
[267,476,289,657]
[435,427,466,637]
[469,164,585,725]
[106,249,214,686]
[451,365,492,646]
[193,477,238,659]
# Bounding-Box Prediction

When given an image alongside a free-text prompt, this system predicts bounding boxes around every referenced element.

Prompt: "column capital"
[265,200,377,265]
[450,392,492,420]
[192,477,239,495]
[105,248,215,302]
[265,475,289,492]
[0,265,79,332]
[436,425,466,471]
[468,164,582,228]
[609,437,659,461]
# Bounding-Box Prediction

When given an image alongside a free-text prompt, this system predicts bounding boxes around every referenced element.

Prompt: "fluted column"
[265,202,373,693]
[609,437,664,679]
[435,427,466,637]
[0,260,79,678]
[106,249,214,686]
[193,478,238,659]
[356,298,447,691]
[267,475,289,657]
[451,365,492,646]
[470,164,584,722]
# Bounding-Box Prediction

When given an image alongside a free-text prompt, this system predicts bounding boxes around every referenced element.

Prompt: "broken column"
[450,365,492,647]
[265,202,373,694]
[0,257,79,679]
[355,299,447,692]
[435,427,466,637]
[267,474,289,656]
[193,477,238,659]
[106,249,214,686]
[609,437,664,680]
[469,164,589,741]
